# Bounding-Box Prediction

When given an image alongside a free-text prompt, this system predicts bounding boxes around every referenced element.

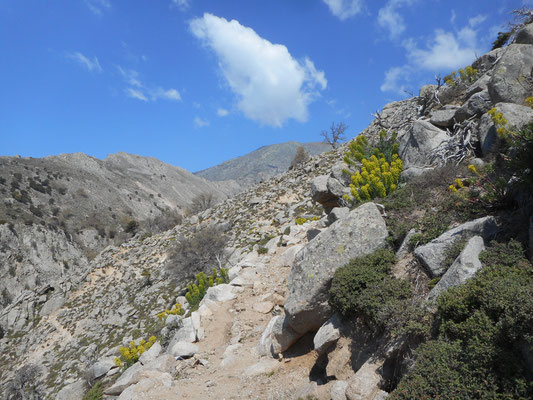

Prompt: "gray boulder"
[311,175,347,209]
[479,102,533,156]
[89,358,116,379]
[398,120,449,168]
[430,108,458,128]
[415,216,498,277]
[465,73,491,99]
[269,203,387,353]
[331,381,349,400]
[170,341,199,358]
[454,90,492,122]
[488,44,533,105]
[472,47,504,74]
[313,313,342,354]
[327,207,350,225]
[400,166,434,181]
[515,23,533,45]
[56,380,86,400]
[428,236,485,301]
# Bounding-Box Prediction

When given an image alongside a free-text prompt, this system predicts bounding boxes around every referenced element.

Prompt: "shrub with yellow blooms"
[114,336,157,369]
[444,66,478,87]
[343,131,403,205]
[185,267,229,309]
[526,97,533,109]
[157,303,185,321]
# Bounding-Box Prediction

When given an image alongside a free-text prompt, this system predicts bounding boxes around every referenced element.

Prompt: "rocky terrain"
[1,19,533,400]
[195,141,331,187]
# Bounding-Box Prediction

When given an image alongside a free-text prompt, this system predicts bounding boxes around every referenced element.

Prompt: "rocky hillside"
[0,152,240,317]
[195,141,331,186]
[2,20,533,400]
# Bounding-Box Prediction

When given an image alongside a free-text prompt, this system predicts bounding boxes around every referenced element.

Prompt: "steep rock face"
[265,203,388,354]
[0,223,88,321]
[488,44,533,105]
[397,120,449,168]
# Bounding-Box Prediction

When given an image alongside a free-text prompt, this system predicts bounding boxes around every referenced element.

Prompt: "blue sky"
[1,0,530,171]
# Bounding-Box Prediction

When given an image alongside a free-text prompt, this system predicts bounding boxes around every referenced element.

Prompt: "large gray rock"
[472,47,504,74]
[170,341,199,358]
[428,236,485,301]
[116,372,177,400]
[465,73,491,99]
[488,44,533,105]
[415,216,498,277]
[479,102,533,156]
[331,380,349,400]
[345,360,383,400]
[56,380,86,400]
[89,358,116,379]
[259,314,301,356]
[269,203,387,353]
[454,90,492,122]
[328,207,350,225]
[398,120,449,168]
[311,175,344,209]
[515,23,533,45]
[314,313,342,354]
[203,284,236,303]
[430,108,458,128]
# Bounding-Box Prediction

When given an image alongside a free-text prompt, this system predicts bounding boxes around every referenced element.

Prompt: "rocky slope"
[2,21,533,400]
[195,141,331,186]
[0,152,240,320]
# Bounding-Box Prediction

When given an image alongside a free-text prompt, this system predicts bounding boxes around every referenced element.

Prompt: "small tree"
[5,364,44,400]
[289,146,310,169]
[321,122,348,149]
[187,193,215,215]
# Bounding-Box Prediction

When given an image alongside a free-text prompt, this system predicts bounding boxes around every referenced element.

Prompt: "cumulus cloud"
[377,0,418,40]
[217,108,229,117]
[117,66,181,102]
[381,16,485,93]
[68,52,103,73]
[194,117,210,128]
[322,0,363,21]
[84,0,111,15]
[190,13,327,127]
[380,66,412,94]
[404,28,480,70]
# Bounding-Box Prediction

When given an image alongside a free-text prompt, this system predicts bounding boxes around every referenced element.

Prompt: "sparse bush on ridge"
[289,146,310,169]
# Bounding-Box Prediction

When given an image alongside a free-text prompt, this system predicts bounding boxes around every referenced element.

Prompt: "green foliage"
[82,382,103,400]
[114,336,157,369]
[444,66,478,87]
[343,131,403,204]
[492,31,512,50]
[257,247,268,255]
[391,240,533,399]
[295,216,320,225]
[185,267,229,309]
[329,249,412,331]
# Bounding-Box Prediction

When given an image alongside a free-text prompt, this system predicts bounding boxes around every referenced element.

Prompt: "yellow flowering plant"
[343,131,403,205]
[114,336,157,369]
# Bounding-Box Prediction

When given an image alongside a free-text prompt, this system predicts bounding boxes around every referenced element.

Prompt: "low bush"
[391,240,533,399]
[82,382,103,400]
[329,249,412,331]
[185,267,229,309]
[114,336,157,369]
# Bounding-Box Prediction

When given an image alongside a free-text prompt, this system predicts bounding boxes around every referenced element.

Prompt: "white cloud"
[404,28,480,70]
[190,13,327,127]
[117,66,181,102]
[194,117,210,128]
[322,0,363,21]
[450,10,456,24]
[469,14,487,27]
[171,0,190,10]
[84,0,111,15]
[217,108,229,117]
[126,88,148,101]
[377,0,418,40]
[380,66,412,94]
[68,52,103,73]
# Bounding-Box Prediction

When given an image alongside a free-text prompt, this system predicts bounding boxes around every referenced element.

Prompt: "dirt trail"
[175,246,319,400]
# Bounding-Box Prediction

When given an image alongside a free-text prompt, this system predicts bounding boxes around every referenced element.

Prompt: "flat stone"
[244,359,280,376]
[56,379,86,400]
[430,108,457,128]
[252,301,274,314]
[314,313,342,354]
[414,216,498,277]
[170,341,199,358]
[139,342,161,365]
[428,236,485,301]
[89,358,116,379]
[331,380,349,400]
[203,284,237,303]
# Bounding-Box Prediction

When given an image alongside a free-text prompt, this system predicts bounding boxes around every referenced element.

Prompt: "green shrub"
[443,66,478,87]
[82,382,103,400]
[257,247,268,255]
[329,249,411,330]
[391,240,533,399]
[185,267,229,309]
